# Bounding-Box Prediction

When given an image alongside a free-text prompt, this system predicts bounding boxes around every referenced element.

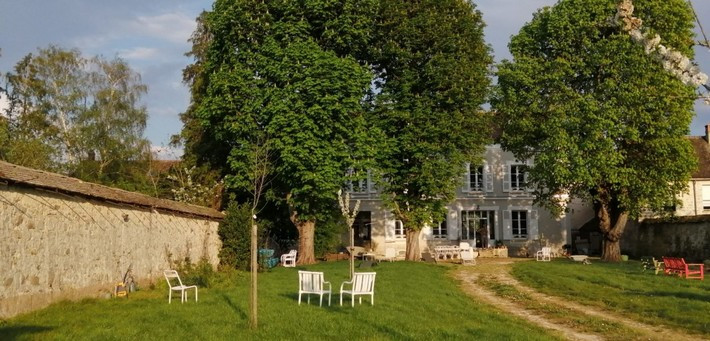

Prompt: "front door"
[353,211,371,247]
[461,210,495,248]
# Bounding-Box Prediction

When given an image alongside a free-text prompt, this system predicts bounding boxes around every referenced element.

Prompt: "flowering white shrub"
[614,0,709,104]
[167,166,223,206]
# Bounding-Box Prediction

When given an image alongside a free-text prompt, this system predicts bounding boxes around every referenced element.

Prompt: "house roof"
[0,160,223,220]
[688,136,710,179]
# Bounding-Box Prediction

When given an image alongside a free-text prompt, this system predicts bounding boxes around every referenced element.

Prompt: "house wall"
[0,185,221,319]
[349,145,594,258]
[676,179,710,216]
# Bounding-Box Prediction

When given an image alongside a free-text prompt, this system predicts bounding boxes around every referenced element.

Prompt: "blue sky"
[1,0,709,158]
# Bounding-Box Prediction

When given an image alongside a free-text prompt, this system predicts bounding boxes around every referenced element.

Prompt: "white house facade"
[347,144,595,258]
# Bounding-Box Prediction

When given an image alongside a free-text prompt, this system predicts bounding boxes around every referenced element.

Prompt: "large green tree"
[493,0,698,261]
[369,0,492,260]
[3,46,151,186]
[184,0,377,264]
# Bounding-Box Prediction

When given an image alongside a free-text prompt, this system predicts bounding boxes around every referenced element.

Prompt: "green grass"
[476,275,639,340]
[1,261,561,340]
[511,259,710,336]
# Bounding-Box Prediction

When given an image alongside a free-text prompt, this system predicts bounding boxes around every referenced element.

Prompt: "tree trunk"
[249,221,257,329]
[405,229,421,261]
[296,220,317,265]
[596,199,629,262]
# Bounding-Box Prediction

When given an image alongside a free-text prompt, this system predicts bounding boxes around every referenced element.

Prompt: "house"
[347,144,595,258]
[675,124,710,216]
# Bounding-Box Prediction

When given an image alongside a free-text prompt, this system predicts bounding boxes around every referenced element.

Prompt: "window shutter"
[528,209,538,240]
[367,170,375,193]
[484,164,494,193]
[448,210,459,240]
[502,165,511,192]
[463,163,471,192]
[502,210,512,240]
[423,225,434,240]
[385,213,395,241]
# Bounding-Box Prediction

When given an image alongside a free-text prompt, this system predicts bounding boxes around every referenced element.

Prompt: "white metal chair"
[298,271,331,306]
[163,270,198,304]
[281,249,297,267]
[340,272,376,307]
[460,247,477,265]
[536,247,552,262]
[377,248,396,262]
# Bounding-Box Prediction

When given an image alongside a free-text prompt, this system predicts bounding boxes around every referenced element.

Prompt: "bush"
[170,257,216,288]
[314,212,347,258]
[218,202,265,270]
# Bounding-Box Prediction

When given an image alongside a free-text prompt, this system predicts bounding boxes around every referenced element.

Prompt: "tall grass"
[1,261,561,340]
[511,259,710,336]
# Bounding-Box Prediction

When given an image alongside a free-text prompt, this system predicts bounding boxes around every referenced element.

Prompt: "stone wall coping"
[0,160,223,220]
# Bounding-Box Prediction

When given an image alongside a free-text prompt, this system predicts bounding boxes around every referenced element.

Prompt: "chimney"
[706,124,710,144]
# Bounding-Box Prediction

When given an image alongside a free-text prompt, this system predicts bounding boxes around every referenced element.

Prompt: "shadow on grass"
[0,325,54,339]
[220,293,248,320]
[646,290,710,302]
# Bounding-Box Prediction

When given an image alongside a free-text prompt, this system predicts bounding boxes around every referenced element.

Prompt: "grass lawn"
[511,259,710,336]
[1,261,561,340]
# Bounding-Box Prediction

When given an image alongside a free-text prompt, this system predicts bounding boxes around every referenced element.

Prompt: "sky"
[1,0,709,159]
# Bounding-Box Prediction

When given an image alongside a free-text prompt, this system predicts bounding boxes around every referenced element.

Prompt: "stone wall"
[0,185,221,319]
[622,217,710,262]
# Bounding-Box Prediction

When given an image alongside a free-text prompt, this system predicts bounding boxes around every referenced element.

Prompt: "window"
[350,170,372,193]
[470,166,484,192]
[703,185,710,210]
[394,220,405,238]
[432,219,447,239]
[511,210,527,238]
[510,165,526,191]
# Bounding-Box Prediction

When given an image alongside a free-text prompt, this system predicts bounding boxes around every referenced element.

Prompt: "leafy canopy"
[370,0,493,228]
[191,0,377,221]
[493,0,698,216]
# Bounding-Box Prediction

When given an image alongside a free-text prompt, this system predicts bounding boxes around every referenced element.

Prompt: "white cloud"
[120,47,160,60]
[128,12,196,44]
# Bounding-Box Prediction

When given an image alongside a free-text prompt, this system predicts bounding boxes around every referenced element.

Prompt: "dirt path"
[453,258,706,341]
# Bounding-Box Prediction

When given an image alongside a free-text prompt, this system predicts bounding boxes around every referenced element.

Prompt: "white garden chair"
[163,270,198,304]
[536,247,552,262]
[377,248,397,262]
[460,247,477,266]
[340,272,376,307]
[281,249,297,267]
[298,271,332,306]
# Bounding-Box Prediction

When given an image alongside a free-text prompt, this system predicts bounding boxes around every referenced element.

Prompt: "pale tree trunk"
[405,229,421,261]
[295,220,317,265]
[249,220,257,329]
[596,199,629,262]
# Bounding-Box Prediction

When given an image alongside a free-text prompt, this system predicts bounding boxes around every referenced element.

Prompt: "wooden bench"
[662,257,704,280]
[640,256,663,275]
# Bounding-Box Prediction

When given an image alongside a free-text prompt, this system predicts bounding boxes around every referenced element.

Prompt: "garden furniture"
[340,272,376,306]
[460,247,477,265]
[640,256,663,275]
[281,249,297,267]
[662,257,704,280]
[163,270,198,304]
[298,271,332,306]
[536,247,552,262]
[377,248,397,262]
[433,245,461,262]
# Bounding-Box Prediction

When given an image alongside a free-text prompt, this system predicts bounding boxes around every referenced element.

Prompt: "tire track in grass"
[453,259,706,341]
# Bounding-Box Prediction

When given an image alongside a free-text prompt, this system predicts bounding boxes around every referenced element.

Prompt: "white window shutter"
[502,166,511,192]
[422,225,434,240]
[484,164,494,192]
[385,214,395,241]
[448,210,459,240]
[502,210,512,240]
[528,209,538,240]
[463,163,471,192]
[367,170,375,193]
